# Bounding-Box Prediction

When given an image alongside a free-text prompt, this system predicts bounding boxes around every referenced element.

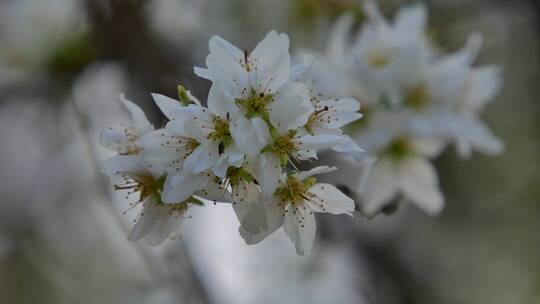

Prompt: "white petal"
[184,141,220,173]
[410,137,447,158]
[231,182,268,234]
[356,157,377,194]
[239,197,284,245]
[119,94,153,132]
[269,82,313,134]
[249,30,291,93]
[290,53,314,81]
[214,144,245,177]
[182,115,212,140]
[224,144,245,165]
[103,155,145,177]
[331,135,365,160]
[230,112,269,156]
[464,66,501,111]
[363,0,386,25]
[307,183,355,215]
[394,3,427,34]
[209,34,244,60]
[296,166,337,181]
[197,179,229,203]
[296,134,346,149]
[207,83,232,119]
[206,35,249,98]
[99,128,133,153]
[326,13,354,61]
[360,159,399,216]
[398,157,444,215]
[294,134,346,158]
[143,212,184,246]
[319,98,360,112]
[283,203,316,256]
[194,66,212,80]
[252,117,272,144]
[254,153,281,198]
[127,198,165,243]
[162,172,212,203]
[442,115,504,159]
[151,93,182,120]
[163,106,206,136]
[320,111,363,129]
[138,129,164,150]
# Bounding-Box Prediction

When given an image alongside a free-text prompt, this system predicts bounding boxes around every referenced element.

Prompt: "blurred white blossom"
[0,0,86,87]
[303,1,503,216]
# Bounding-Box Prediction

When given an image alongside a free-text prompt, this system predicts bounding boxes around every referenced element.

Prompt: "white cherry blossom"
[360,136,444,216]
[101,97,200,245]
[195,31,318,157]
[240,166,355,255]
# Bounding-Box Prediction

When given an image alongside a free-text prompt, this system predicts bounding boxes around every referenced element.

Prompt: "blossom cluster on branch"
[100,1,502,255]
[101,31,363,255]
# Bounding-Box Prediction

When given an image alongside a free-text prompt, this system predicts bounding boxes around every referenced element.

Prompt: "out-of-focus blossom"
[302,1,503,216]
[146,0,207,42]
[0,0,88,87]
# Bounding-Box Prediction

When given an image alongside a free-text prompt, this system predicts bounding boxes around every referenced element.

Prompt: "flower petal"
[398,157,444,215]
[205,35,249,98]
[253,153,281,198]
[230,112,270,156]
[320,97,360,112]
[330,135,365,160]
[360,158,399,216]
[183,141,219,173]
[249,30,291,93]
[296,166,337,181]
[143,212,184,246]
[294,134,347,160]
[231,181,268,234]
[269,82,313,134]
[99,127,135,153]
[239,197,284,245]
[326,13,354,61]
[283,203,316,256]
[194,66,212,80]
[151,93,183,120]
[207,83,232,119]
[102,155,145,177]
[307,183,355,215]
[163,172,212,203]
[127,198,165,243]
[119,94,153,132]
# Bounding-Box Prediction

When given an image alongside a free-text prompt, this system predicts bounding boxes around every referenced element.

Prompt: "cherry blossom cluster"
[100,31,363,255]
[304,1,503,216]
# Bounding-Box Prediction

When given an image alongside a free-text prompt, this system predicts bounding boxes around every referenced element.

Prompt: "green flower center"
[275,175,317,206]
[115,174,165,203]
[262,130,297,165]
[367,52,391,69]
[235,90,274,119]
[208,116,233,152]
[381,136,413,160]
[404,85,430,110]
[226,166,254,187]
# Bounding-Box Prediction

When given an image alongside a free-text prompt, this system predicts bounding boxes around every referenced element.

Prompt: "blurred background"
[0,0,539,303]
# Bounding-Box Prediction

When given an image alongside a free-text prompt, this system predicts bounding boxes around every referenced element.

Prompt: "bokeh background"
[0,0,539,303]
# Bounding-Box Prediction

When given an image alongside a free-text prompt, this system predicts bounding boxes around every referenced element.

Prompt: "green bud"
[177,85,191,106]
